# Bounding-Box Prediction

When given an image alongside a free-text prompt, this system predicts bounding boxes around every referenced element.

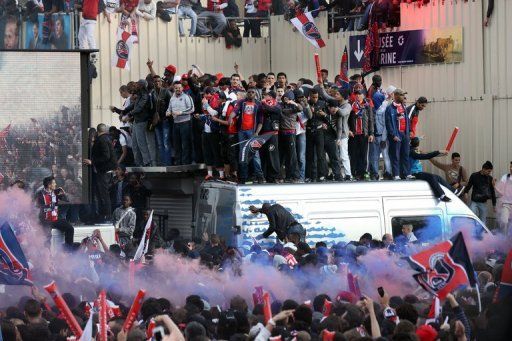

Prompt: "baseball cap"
[393,88,408,96]
[165,64,177,74]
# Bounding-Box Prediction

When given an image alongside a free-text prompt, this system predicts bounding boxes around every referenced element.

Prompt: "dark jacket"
[349,100,375,136]
[152,87,172,121]
[385,102,409,138]
[235,99,263,132]
[464,171,497,206]
[280,102,302,131]
[260,102,282,133]
[307,99,327,130]
[261,204,298,241]
[124,90,152,123]
[91,133,117,173]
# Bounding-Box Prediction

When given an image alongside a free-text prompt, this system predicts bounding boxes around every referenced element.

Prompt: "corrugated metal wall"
[91,1,512,174]
[90,15,270,126]
[269,1,511,175]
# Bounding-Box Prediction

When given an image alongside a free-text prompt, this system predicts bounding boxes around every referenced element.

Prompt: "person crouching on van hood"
[249,203,305,244]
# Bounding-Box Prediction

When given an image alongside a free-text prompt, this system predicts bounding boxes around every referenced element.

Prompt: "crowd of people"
[0,106,83,203]
[0,195,511,340]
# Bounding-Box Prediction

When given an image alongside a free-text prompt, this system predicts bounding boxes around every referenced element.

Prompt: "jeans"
[155,120,172,166]
[388,132,410,177]
[238,130,263,182]
[296,133,306,181]
[306,129,327,180]
[196,11,227,35]
[338,137,352,177]
[349,135,369,178]
[50,219,75,246]
[178,6,197,36]
[173,121,192,165]
[324,133,342,180]
[413,172,447,199]
[470,201,489,226]
[260,133,280,182]
[369,137,392,177]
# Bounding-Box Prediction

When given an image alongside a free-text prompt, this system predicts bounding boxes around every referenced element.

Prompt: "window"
[450,216,486,239]
[391,215,443,242]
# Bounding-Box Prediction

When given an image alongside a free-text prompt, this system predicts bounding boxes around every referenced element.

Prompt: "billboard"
[0,52,84,203]
[349,26,463,69]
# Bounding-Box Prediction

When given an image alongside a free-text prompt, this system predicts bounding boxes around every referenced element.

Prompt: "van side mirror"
[232,225,241,235]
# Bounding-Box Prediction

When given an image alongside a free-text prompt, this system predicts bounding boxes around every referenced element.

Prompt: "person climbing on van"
[409,137,454,202]
[249,203,305,244]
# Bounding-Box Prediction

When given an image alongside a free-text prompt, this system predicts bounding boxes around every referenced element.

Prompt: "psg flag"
[238,132,277,164]
[494,250,512,302]
[0,222,32,286]
[406,232,476,299]
[112,28,138,70]
[338,46,350,90]
[290,12,326,49]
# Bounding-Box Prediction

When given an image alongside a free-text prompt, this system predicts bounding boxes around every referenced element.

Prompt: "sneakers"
[344,175,353,181]
[204,174,214,181]
[393,176,401,181]
[406,175,415,180]
[257,178,266,184]
[439,195,452,202]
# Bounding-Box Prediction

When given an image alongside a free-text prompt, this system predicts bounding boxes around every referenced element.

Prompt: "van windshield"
[450,216,486,239]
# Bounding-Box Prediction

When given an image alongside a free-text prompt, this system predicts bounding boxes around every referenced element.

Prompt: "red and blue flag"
[338,46,350,90]
[0,222,32,286]
[406,232,476,299]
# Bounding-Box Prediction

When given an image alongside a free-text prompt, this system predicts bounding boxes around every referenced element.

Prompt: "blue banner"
[349,27,463,69]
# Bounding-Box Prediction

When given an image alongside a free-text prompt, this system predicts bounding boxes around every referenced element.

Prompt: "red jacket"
[207,0,228,12]
[257,0,272,11]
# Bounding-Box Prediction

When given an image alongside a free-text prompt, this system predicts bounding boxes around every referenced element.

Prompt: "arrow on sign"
[354,40,364,62]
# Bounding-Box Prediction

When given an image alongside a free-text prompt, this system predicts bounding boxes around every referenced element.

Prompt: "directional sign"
[348,27,463,69]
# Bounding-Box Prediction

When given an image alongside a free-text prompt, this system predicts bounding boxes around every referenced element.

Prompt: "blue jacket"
[385,102,410,139]
[409,147,441,174]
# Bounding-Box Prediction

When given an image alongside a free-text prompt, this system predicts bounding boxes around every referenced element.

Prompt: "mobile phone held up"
[153,326,165,341]
[378,287,385,298]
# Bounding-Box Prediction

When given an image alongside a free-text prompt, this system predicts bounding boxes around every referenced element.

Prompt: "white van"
[193,181,488,247]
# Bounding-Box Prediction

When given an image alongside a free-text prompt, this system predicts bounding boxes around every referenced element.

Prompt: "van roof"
[200,180,437,197]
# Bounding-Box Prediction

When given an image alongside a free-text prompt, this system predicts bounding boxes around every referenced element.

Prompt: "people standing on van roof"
[249,203,305,244]
[408,137,453,202]
[463,161,497,225]
[385,88,412,180]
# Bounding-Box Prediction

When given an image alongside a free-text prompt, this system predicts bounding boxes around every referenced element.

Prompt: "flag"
[362,21,380,73]
[338,46,350,89]
[238,132,277,164]
[0,222,32,286]
[133,210,154,261]
[112,28,138,70]
[494,250,512,302]
[406,232,477,299]
[425,296,441,325]
[290,12,326,49]
[79,310,94,341]
[0,124,11,149]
